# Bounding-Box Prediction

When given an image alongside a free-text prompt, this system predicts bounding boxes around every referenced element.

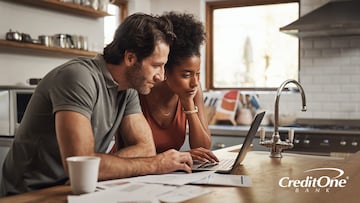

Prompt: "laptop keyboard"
[217,159,234,168]
[198,159,233,169]
[198,162,218,168]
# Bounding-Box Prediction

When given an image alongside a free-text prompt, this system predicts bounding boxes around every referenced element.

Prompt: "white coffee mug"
[66,156,100,195]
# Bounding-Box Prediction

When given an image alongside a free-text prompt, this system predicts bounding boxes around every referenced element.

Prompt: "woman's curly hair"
[162,11,206,72]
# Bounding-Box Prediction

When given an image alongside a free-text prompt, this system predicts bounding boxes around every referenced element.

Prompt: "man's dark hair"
[103,12,176,65]
[162,11,206,73]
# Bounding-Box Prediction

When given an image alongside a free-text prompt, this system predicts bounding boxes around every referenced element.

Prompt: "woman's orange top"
[139,95,187,153]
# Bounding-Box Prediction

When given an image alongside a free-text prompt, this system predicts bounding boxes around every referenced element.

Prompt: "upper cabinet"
[12,0,111,18]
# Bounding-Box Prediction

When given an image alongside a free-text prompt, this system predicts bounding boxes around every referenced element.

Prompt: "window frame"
[205,0,300,90]
[111,0,128,21]
[104,0,128,46]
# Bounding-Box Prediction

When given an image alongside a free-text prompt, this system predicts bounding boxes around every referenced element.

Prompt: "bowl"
[269,113,296,126]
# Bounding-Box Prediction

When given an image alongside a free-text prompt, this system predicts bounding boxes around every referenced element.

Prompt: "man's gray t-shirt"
[1,55,141,196]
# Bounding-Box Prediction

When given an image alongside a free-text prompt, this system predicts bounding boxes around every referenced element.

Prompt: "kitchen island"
[0,147,358,203]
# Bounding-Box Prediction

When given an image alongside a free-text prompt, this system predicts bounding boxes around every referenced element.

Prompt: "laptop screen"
[232,111,265,167]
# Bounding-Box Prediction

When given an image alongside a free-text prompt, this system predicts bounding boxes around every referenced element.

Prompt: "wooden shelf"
[0,39,99,57]
[12,0,111,18]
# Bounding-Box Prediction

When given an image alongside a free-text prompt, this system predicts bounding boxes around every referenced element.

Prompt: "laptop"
[192,111,265,174]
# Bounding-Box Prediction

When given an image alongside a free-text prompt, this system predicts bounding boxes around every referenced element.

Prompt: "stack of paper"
[68,171,252,203]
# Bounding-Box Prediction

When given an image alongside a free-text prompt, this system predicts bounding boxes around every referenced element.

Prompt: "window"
[206,0,299,90]
[104,0,128,46]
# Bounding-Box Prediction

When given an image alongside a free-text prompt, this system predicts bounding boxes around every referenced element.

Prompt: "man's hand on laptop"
[155,149,193,173]
[188,147,219,163]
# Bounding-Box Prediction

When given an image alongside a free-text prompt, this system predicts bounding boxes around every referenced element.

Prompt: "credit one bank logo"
[278,168,349,193]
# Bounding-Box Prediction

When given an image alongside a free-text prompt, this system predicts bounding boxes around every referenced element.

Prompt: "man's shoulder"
[64,57,99,71]
[126,88,140,97]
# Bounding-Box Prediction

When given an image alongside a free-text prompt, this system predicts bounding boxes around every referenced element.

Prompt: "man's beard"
[126,62,151,95]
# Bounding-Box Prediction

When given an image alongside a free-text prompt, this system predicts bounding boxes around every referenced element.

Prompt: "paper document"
[68,182,211,203]
[98,171,215,188]
[68,183,162,203]
[157,185,211,203]
[193,173,252,187]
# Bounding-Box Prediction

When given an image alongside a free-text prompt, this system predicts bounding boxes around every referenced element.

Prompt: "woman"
[139,12,218,163]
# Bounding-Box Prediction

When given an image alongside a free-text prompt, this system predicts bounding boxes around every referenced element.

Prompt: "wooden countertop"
[0,149,359,203]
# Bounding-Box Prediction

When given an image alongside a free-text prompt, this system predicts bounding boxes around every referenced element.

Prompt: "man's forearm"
[96,153,156,180]
[115,142,156,158]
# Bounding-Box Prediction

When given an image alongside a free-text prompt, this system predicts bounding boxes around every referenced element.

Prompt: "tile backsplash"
[298,36,360,119]
[205,36,360,120]
[263,0,360,120]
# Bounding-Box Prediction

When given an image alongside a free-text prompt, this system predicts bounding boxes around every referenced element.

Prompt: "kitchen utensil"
[245,94,252,108]
[205,98,218,125]
[215,90,239,125]
[236,108,253,125]
[31,39,41,45]
[72,35,84,49]
[98,0,109,11]
[79,35,88,50]
[220,90,238,111]
[21,33,32,43]
[269,113,296,126]
[250,95,260,109]
[89,0,98,10]
[38,35,54,47]
[53,34,65,48]
[53,34,74,49]
[6,30,22,41]
[27,78,42,85]
[82,0,91,7]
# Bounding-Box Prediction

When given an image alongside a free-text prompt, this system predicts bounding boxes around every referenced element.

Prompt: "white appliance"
[0,87,34,183]
[0,87,34,137]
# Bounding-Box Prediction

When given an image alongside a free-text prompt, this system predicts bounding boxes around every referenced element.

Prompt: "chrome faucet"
[260,79,307,158]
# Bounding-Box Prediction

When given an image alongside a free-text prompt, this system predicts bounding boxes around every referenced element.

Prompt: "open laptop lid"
[230,111,265,170]
[192,111,265,173]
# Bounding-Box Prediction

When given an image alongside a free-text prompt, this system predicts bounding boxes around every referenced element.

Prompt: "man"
[0,13,192,196]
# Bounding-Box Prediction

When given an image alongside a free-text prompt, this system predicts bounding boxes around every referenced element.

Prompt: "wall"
[288,0,360,119]
[0,0,104,86]
[299,36,360,119]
